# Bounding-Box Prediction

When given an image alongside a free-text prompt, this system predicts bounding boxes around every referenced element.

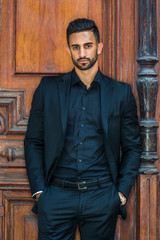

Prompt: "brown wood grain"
[15,0,104,74]
[0,206,4,217]
[137,175,158,240]
[0,0,160,239]
[3,190,37,240]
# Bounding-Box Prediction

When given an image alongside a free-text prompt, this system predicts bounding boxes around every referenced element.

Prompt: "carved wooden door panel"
[0,0,159,240]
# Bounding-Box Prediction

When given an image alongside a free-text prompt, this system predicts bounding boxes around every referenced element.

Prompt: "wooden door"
[0,0,159,240]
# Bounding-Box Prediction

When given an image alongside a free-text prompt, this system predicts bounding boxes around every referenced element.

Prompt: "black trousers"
[37,181,121,240]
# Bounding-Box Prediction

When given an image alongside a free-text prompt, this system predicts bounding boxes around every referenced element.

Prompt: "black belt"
[51,176,111,190]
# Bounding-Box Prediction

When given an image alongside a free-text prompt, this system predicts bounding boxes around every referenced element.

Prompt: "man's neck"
[75,63,99,89]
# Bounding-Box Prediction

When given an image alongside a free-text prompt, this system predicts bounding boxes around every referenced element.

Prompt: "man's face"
[67,31,103,71]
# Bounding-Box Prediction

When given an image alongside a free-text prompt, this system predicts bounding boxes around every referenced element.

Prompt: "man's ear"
[67,47,71,56]
[97,43,103,55]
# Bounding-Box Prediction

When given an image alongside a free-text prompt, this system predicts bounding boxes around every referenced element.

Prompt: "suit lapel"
[58,71,72,135]
[100,74,118,184]
[100,73,114,138]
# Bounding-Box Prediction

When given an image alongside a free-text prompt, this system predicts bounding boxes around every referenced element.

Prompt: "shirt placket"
[77,88,88,175]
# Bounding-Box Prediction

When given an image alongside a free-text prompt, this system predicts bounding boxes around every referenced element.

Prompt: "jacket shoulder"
[41,71,72,86]
[102,74,131,91]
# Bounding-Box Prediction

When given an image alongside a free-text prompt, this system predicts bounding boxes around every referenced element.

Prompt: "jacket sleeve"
[24,78,46,195]
[117,85,141,199]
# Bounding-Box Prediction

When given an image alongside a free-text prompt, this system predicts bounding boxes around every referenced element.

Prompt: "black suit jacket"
[24,71,141,219]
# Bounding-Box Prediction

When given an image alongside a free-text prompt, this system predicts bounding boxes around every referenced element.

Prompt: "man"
[24,18,141,240]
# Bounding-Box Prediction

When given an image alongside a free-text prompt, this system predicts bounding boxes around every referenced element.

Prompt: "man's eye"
[73,46,79,50]
[85,45,92,49]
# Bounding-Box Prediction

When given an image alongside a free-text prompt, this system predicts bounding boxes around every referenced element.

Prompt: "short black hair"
[66,18,100,46]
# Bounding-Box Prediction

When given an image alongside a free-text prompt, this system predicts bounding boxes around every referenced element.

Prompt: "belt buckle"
[78,181,87,190]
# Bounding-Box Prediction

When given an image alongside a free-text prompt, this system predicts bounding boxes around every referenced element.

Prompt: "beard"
[71,52,98,71]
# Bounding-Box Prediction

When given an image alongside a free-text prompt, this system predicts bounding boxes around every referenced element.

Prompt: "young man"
[24,18,141,240]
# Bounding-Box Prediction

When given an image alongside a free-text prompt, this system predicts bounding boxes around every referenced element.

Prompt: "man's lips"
[78,59,89,64]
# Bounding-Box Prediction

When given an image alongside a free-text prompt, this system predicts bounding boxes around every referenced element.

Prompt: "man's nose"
[79,47,86,58]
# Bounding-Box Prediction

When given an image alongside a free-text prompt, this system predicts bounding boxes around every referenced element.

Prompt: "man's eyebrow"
[71,44,80,47]
[71,42,93,47]
[84,42,93,45]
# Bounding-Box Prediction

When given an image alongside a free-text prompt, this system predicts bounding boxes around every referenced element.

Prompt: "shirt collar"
[71,68,101,86]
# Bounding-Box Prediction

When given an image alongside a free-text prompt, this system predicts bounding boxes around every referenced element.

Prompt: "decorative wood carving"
[0,89,28,135]
[0,113,5,134]
[137,1,159,239]
[137,0,159,174]
[5,199,38,239]
[0,147,24,161]
[3,191,38,240]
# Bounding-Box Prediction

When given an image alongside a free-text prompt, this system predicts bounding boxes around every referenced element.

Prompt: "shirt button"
[79,159,82,162]
[82,107,86,111]
[80,142,83,145]
[81,124,84,127]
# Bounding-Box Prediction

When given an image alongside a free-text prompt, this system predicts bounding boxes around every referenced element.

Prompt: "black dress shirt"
[54,69,110,180]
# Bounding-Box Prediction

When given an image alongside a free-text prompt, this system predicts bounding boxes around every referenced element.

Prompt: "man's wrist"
[32,191,43,199]
[35,192,42,201]
[118,192,127,206]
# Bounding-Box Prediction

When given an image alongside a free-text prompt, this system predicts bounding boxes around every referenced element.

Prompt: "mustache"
[77,57,90,62]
